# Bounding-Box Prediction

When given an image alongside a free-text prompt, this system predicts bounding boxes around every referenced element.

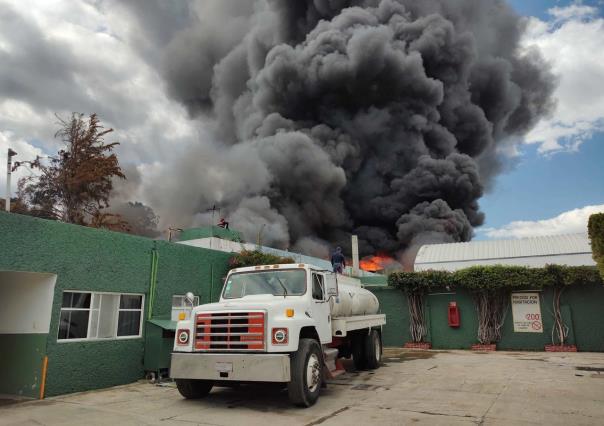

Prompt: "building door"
[0,271,56,401]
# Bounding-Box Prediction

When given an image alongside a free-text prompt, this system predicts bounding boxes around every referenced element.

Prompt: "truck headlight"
[272,328,288,344]
[177,329,190,345]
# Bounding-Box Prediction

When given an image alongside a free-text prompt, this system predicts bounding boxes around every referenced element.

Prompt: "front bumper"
[170,352,291,382]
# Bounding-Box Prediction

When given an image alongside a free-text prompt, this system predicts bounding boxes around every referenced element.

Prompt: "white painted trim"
[58,291,145,342]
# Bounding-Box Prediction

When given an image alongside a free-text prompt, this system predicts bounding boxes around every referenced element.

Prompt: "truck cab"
[170,263,385,406]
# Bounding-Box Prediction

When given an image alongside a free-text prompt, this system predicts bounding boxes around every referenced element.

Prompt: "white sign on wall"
[511,292,543,333]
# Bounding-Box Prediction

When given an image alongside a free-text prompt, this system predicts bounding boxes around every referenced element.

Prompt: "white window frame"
[172,294,199,308]
[58,291,145,343]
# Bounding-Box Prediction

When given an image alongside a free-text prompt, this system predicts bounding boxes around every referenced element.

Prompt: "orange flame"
[359,254,396,272]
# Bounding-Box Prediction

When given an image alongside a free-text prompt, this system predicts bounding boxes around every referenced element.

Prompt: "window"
[312,274,324,301]
[172,295,199,308]
[59,292,91,339]
[223,270,307,299]
[58,291,144,341]
[171,294,199,321]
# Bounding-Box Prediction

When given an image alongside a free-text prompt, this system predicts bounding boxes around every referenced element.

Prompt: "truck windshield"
[222,270,306,299]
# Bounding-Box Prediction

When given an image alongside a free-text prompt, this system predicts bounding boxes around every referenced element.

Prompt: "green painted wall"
[360,276,388,286]
[368,287,410,346]
[0,212,153,396]
[428,291,478,349]
[381,285,604,351]
[2,210,603,399]
[0,334,47,398]
[152,240,231,316]
[497,291,576,351]
[0,212,232,396]
[143,322,174,373]
[563,284,604,352]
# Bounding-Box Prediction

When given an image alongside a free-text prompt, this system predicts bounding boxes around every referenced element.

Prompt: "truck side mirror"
[185,292,196,307]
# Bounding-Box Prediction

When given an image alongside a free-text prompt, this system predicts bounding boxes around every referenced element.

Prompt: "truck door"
[310,272,332,343]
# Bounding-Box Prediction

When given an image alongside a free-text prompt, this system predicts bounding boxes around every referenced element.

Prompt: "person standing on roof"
[331,247,346,273]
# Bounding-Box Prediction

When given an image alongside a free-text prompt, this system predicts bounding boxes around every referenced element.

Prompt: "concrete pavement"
[2,349,604,425]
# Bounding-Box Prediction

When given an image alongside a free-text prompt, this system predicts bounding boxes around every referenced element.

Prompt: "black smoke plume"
[128,0,556,258]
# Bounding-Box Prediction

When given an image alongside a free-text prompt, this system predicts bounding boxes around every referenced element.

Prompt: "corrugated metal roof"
[415,233,592,265]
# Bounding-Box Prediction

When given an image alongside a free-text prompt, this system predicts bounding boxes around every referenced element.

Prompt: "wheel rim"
[375,335,381,362]
[306,353,321,393]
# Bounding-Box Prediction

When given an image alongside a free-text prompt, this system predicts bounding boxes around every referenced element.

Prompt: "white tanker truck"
[170,263,386,407]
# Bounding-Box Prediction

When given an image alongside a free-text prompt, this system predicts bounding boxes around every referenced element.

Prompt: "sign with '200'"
[511,293,543,333]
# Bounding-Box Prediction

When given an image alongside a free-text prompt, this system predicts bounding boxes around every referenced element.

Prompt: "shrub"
[388,270,453,293]
[454,265,541,290]
[228,250,294,269]
[388,265,597,291]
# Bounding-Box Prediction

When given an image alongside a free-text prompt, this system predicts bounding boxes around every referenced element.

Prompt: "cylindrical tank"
[329,283,379,317]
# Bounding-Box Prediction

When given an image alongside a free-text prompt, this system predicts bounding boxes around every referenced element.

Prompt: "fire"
[359,254,397,272]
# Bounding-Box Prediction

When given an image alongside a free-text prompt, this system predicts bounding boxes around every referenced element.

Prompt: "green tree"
[16,113,125,225]
[588,213,604,279]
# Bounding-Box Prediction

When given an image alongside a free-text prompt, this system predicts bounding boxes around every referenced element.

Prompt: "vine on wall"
[388,271,450,342]
[389,265,602,345]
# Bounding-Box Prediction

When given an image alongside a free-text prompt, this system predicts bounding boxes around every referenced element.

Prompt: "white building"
[414,233,595,272]
[177,229,378,278]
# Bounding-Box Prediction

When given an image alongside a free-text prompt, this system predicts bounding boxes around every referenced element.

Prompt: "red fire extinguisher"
[448,301,460,327]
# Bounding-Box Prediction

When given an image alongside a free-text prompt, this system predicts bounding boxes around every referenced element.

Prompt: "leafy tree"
[89,210,131,233]
[108,201,160,238]
[588,213,604,279]
[16,113,125,225]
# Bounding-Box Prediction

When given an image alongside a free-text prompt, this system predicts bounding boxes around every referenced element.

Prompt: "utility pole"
[257,223,266,248]
[209,205,221,226]
[5,149,17,212]
[351,235,360,276]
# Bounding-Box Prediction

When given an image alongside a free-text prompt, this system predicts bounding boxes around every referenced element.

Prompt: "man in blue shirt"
[331,247,346,273]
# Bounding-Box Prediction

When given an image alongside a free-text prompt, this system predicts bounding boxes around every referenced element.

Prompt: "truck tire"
[175,379,213,399]
[288,338,323,407]
[352,333,367,370]
[364,329,382,370]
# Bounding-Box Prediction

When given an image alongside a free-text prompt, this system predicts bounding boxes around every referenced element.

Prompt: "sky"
[477,0,604,238]
[0,0,603,242]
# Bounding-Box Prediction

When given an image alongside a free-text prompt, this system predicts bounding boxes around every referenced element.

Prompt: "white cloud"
[0,0,207,219]
[521,5,604,153]
[548,4,598,21]
[479,204,604,239]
